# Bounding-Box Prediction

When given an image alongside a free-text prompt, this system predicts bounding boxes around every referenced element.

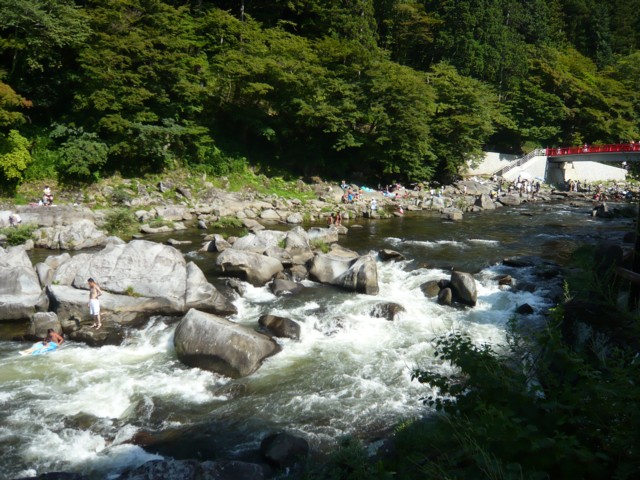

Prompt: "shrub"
[0,224,37,246]
[103,208,137,237]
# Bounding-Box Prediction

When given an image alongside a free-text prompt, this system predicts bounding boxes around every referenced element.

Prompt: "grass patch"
[211,167,316,202]
[125,286,142,297]
[311,238,330,253]
[210,216,244,229]
[0,224,37,246]
[147,216,174,229]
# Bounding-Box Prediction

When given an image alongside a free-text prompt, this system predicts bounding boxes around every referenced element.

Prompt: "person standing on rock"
[88,278,103,329]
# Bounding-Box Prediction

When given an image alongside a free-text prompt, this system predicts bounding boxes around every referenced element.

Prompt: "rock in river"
[174,309,281,378]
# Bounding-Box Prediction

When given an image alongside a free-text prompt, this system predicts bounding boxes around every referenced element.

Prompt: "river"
[0,200,632,479]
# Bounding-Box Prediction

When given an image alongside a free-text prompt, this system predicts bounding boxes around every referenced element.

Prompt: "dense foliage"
[0,0,638,188]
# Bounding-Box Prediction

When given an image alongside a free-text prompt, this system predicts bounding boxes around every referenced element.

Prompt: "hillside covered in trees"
[0,0,639,188]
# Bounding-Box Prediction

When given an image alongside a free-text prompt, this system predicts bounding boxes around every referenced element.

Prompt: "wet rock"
[437,287,452,306]
[502,255,556,268]
[497,274,513,286]
[420,280,441,298]
[309,252,379,295]
[450,271,477,307]
[260,432,309,469]
[441,208,463,221]
[370,302,405,321]
[68,322,125,347]
[117,459,200,480]
[270,278,305,296]
[174,309,280,378]
[516,303,534,315]
[14,473,89,480]
[259,314,301,340]
[287,265,309,282]
[201,460,266,480]
[378,249,406,262]
[197,219,208,230]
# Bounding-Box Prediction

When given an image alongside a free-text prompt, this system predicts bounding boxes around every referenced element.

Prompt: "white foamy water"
[0,252,556,479]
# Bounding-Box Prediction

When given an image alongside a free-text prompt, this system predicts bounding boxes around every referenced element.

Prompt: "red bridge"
[546,142,640,160]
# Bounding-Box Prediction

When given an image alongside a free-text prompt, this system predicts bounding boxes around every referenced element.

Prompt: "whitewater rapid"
[0,244,557,479]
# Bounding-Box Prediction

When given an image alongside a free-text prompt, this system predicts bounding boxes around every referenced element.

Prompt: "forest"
[0,0,639,188]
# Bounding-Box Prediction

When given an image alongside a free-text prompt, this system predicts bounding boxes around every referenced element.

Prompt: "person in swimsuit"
[46,329,64,346]
[88,277,103,329]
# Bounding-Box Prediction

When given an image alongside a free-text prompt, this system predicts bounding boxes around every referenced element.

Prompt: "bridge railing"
[547,143,640,156]
[492,148,546,177]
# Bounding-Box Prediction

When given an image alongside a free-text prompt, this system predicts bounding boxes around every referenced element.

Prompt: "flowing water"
[0,200,633,479]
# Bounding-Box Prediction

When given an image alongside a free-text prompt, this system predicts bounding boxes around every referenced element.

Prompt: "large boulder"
[47,284,180,332]
[216,249,284,286]
[174,309,280,378]
[0,245,48,321]
[335,255,379,295]
[185,262,237,315]
[308,252,379,295]
[420,280,441,298]
[50,240,235,316]
[450,271,478,306]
